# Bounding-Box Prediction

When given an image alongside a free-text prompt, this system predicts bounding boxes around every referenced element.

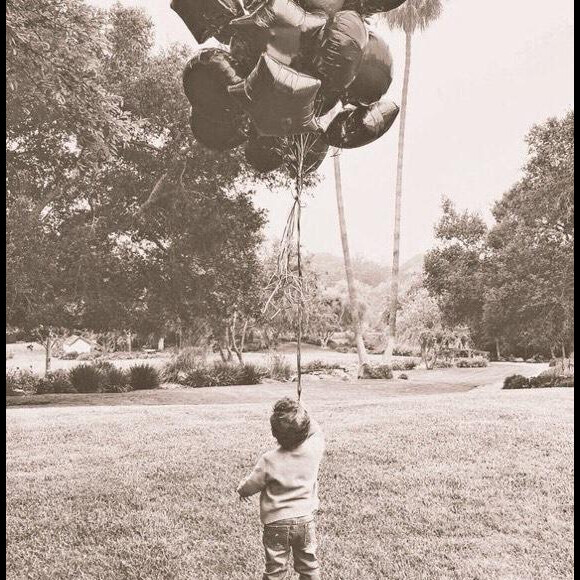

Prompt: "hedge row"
[503,374,574,390]
[6,363,160,396]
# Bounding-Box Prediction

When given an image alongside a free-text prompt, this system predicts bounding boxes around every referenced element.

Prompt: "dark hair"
[270,397,311,450]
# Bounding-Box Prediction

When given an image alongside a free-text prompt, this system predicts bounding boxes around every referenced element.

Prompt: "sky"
[93,0,574,263]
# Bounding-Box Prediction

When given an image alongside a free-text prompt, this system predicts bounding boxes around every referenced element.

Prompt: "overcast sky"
[93,0,574,263]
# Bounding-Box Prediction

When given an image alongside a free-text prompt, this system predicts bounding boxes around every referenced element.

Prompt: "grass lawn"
[6,365,574,579]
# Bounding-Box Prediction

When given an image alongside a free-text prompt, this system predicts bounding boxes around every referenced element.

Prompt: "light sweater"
[237,421,325,525]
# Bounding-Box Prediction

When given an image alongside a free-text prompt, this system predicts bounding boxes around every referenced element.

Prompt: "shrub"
[301,359,342,374]
[503,374,530,390]
[94,361,130,393]
[529,374,574,389]
[360,363,393,380]
[129,364,160,390]
[162,348,203,383]
[529,375,554,389]
[433,360,454,369]
[6,351,14,360]
[60,351,79,360]
[183,367,215,388]
[456,356,488,368]
[69,364,103,393]
[265,353,292,381]
[77,352,101,361]
[182,362,264,388]
[393,346,417,357]
[231,363,265,385]
[36,370,76,395]
[6,369,39,396]
[555,376,574,388]
[399,373,409,380]
[391,359,419,371]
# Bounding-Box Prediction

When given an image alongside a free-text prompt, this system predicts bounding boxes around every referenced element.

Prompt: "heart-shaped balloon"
[325,100,399,148]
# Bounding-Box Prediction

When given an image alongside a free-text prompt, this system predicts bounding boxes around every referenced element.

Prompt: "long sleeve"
[237,454,268,497]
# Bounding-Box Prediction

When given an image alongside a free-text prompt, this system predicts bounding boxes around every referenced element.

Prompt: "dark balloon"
[245,135,284,172]
[230,0,325,67]
[228,53,321,137]
[230,32,263,77]
[170,0,244,44]
[296,0,345,17]
[341,0,406,16]
[313,11,368,99]
[182,48,243,120]
[344,30,393,105]
[189,110,248,151]
[325,100,399,148]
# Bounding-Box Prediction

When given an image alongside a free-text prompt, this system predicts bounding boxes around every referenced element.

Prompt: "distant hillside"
[309,252,424,288]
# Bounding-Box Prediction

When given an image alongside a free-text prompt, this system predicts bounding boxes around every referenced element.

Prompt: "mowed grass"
[6,382,574,579]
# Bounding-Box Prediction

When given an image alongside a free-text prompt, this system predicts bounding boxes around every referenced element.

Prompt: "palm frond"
[381,0,443,34]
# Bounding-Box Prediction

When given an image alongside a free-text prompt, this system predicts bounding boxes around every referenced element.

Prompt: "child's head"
[270,397,311,450]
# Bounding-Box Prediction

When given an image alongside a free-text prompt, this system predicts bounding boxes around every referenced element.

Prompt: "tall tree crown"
[384,0,443,34]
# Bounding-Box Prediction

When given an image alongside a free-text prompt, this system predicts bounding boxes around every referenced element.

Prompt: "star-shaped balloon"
[229,0,326,65]
[228,53,322,137]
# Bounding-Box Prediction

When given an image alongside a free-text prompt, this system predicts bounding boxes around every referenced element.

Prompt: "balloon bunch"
[173,0,405,173]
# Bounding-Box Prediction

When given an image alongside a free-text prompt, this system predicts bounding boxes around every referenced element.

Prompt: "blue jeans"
[262,515,321,580]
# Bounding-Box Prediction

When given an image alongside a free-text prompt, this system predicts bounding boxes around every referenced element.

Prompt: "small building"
[62,335,96,355]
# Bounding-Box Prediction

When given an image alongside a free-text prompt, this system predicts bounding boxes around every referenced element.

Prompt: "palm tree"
[382,0,443,361]
[333,152,369,371]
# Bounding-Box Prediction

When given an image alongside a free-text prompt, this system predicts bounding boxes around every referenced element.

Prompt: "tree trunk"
[333,153,368,371]
[229,313,248,365]
[126,330,132,353]
[45,333,52,375]
[224,326,233,361]
[218,342,228,363]
[157,336,165,351]
[385,31,413,363]
[495,338,501,361]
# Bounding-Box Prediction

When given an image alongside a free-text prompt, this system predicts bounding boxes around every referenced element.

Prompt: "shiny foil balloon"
[170,0,244,44]
[344,30,393,105]
[325,100,399,148]
[341,0,406,16]
[228,53,321,137]
[230,0,326,66]
[312,11,368,99]
[245,135,284,172]
[296,0,345,17]
[189,110,248,151]
[182,48,243,120]
[230,32,263,77]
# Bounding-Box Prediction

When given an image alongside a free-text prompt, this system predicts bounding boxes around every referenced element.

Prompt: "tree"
[483,112,574,358]
[424,197,488,343]
[397,285,471,369]
[424,112,574,359]
[333,154,369,371]
[6,0,131,216]
[382,0,443,360]
[6,3,270,365]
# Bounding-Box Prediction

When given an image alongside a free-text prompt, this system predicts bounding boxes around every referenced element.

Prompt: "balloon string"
[295,136,304,401]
